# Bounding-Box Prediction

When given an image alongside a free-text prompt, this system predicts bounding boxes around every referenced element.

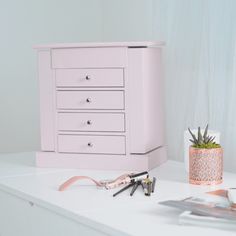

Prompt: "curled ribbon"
[59,173,132,191]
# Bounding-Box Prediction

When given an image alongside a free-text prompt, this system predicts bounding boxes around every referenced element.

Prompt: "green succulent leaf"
[198,127,203,144]
[209,136,215,143]
[192,143,221,149]
[203,124,208,142]
[188,124,220,149]
[189,139,196,144]
[188,128,198,144]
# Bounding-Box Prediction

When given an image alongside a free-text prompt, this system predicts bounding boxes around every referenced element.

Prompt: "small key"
[142,178,152,196]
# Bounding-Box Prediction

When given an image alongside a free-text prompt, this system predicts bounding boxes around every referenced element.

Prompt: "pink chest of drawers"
[35,42,166,171]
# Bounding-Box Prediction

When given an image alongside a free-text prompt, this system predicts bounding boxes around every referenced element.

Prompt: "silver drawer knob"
[87,120,92,125]
[85,75,91,80]
[86,98,92,103]
[87,142,93,147]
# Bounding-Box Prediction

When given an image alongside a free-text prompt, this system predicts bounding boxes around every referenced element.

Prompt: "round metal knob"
[87,120,92,125]
[86,98,92,103]
[85,75,91,80]
[87,142,93,147]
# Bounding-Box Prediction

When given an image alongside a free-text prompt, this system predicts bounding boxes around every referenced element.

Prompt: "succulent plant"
[188,124,221,149]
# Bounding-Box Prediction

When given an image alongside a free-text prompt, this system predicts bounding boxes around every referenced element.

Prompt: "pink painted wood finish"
[56,90,124,110]
[52,48,126,68]
[34,41,165,49]
[36,42,166,170]
[58,134,126,155]
[56,69,124,87]
[38,51,55,151]
[36,146,167,171]
[58,112,125,132]
[128,48,165,153]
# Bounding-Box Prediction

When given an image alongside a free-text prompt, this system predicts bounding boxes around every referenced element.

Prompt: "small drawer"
[58,134,126,154]
[57,91,124,110]
[52,47,126,68]
[56,69,124,87]
[58,112,125,132]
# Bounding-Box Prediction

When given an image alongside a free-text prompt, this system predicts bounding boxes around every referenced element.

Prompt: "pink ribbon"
[59,173,132,191]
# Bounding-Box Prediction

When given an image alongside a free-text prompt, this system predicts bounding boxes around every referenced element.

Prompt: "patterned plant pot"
[189,146,223,185]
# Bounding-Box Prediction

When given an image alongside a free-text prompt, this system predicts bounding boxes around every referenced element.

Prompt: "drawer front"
[58,112,125,132]
[56,69,124,87]
[52,47,126,68]
[57,91,124,110]
[58,135,126,154]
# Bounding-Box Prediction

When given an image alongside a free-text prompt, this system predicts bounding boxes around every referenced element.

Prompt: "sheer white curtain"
[153,0,236,172]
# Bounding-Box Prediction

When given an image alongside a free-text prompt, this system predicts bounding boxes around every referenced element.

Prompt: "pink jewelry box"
[35,42,167,171]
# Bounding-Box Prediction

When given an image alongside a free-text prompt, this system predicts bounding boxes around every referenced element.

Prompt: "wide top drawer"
[52,47,126,68]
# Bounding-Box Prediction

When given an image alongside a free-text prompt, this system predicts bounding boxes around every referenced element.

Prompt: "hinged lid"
[34,41,165,49]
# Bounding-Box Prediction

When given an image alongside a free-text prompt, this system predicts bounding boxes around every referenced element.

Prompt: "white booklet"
[179,211,236,231]
[159,189,236,229]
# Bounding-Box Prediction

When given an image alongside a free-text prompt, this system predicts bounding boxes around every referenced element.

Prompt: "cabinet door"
[38,50,55,151]
[0,190,109,236]
[127,48,165,153]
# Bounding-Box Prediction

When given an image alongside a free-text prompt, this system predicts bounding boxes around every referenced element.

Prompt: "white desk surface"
[0,152,235,236]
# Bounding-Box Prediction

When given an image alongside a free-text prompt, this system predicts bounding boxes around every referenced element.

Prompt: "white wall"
[152,0,236,172]
[0,0,154,153]
[101,0,153,41]
[0,0,103,152]
[101,0,236,172]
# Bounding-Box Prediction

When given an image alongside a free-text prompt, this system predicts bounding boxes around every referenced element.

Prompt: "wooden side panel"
[128,48,165,154]
[143,48,165,150]
[38,50,55,151]
[127,49,146,153]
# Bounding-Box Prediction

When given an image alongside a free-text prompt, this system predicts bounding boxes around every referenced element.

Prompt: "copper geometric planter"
[189,146,223,185]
